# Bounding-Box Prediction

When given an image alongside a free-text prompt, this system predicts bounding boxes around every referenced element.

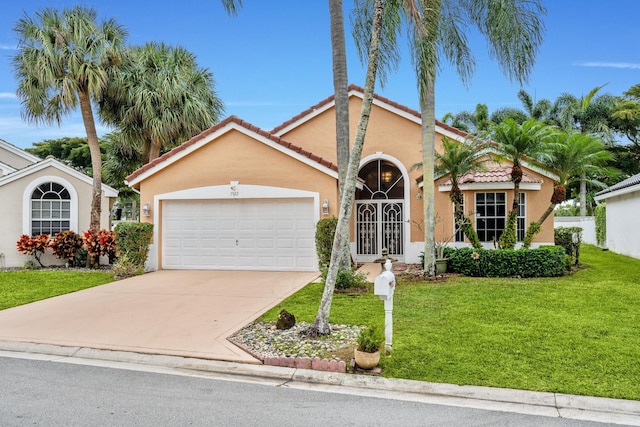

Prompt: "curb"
[1,341,639,425]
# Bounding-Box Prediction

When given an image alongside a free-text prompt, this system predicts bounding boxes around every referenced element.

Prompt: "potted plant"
[435,234,453,275]
[354,325,384,369]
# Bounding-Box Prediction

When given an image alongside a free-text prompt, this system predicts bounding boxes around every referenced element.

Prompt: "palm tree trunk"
[421,78,436,276]
[78,90,102,233]
[307,0,384,337]
[148,139,163,162]
[329,0,352,270]
[580,174,587,216]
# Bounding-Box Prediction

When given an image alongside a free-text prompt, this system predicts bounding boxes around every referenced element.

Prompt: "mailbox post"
[373,259,395,354]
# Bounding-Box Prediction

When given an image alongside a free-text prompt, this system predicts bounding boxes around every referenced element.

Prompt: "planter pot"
[354,349,380,370]
[435,258,448,275]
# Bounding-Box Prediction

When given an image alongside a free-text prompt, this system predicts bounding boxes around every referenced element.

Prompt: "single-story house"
[126,85,555,272]
[594,172,640,259]
[0,139,118,268]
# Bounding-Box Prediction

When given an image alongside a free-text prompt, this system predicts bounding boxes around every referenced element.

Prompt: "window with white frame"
[475,192,506,242]
[30,182,71,235]
[517,192,526,242]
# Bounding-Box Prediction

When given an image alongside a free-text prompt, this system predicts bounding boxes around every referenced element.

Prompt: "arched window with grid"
[30,182,71,235]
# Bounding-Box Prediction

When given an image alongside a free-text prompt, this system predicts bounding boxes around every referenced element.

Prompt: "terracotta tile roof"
[440,166,542,185]
[270,84,471,140]
[126,116,338,184]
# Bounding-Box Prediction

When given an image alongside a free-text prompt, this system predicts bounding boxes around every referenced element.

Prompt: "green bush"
[595,204,606,246]
[356,325,384,353]
[114,222,154,268]
[321,267,369,290]
[315,217,338,269]
[111,255,145,280]
[554,226,582,265]
[448,246,566,278]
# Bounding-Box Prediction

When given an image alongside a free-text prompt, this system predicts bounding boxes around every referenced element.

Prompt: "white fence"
[554,216,596,245]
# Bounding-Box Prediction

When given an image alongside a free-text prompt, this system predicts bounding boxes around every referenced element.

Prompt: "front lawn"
[0,270,113,310]
[262,245,640,401]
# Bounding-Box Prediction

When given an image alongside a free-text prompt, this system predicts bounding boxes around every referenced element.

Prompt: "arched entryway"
[355,159,405,261]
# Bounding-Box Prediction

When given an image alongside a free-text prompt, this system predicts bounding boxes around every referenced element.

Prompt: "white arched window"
[22,176,79,236]
[30,181,72,235]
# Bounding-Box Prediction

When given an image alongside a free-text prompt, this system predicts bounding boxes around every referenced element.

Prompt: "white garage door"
[162,198,316,271]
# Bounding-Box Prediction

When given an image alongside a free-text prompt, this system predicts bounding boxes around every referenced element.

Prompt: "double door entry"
[355,201,404,261]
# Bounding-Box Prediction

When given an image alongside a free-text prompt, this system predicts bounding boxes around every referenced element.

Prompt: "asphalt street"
[0,356,621,427]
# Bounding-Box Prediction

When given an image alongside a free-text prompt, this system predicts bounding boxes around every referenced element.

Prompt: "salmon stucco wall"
[136,129,339,268]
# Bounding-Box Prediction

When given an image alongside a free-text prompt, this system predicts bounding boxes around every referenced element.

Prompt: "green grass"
[262,245,640,400]
[0,270,113,310]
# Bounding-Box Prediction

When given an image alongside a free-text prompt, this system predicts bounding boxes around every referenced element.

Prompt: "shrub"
[111,255,145,280]
[554,226,582,265]
[448,246,566,278]
[83,229,117,265]
[114,222,154,268]
[315,217,338,269]
[322,267,369,290]
[16,234,50,267]
[356,325,384,353]
[595,204,606,246]
[49,231,84,265]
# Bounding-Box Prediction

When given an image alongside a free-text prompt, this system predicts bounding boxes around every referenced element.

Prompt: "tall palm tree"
[490,118,552,249]
[433,137,485,248]
[551,85,617,215]
[100,42,223,163]
[13,6,126,232]
[521,131,614,248]
[366,0,546,272]
[518,89,552,122]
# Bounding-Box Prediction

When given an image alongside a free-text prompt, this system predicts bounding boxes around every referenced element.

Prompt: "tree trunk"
[306,0,384,337]
[328,0,352,270]
[148,138,162,163]
[78,90,102,233]
[580,174,587,216]
[421,78,436,276]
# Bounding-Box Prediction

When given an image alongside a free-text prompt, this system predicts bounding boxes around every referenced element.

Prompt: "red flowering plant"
[83,229,117,266]
[16,234,50,267]
[49,231,84,266]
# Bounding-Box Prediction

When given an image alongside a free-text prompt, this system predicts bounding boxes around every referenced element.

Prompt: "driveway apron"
[0,270,318,363]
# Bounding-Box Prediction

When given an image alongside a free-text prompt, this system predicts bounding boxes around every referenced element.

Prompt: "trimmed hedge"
[448,246,566,278]
[315,217,338,269]
[114,222,154,267]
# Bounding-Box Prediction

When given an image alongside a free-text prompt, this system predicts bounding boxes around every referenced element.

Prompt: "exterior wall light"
[322,199,329,215]
[142,202,151,217]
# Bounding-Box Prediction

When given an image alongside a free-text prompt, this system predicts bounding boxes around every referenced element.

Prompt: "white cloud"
[576,62,640,70]
[0,44,16,50]
[0,93,17,99]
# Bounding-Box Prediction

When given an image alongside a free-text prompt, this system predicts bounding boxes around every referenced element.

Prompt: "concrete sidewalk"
[0,270,318,363]
[1,342,638,426]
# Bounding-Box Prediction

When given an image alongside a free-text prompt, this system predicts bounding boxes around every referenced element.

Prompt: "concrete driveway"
[0,270,318,364]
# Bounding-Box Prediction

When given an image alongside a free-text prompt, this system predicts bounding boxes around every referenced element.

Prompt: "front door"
[355,160,405,261]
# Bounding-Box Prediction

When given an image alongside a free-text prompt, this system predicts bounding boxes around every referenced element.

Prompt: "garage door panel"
[162,198,316,271]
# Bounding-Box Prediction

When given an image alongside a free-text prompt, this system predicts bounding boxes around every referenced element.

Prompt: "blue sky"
[1,0,639,149]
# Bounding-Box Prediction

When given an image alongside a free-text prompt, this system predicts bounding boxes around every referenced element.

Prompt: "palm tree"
[13,6,126,232]
[551,85,617,215]
[518,89,552,122]
[433,137,485,249]
[100,42,223,163]
[490,118,552,249]
[354,0,546,272]
[521,131,614,248]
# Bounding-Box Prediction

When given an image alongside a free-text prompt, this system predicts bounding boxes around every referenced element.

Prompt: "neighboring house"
[0,139,118,268]
[594,172,640,259]
[126,85,555,272]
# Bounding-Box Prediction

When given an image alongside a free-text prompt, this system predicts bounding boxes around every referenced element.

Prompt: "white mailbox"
[374,270,395,299]
[373,259,395,353]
